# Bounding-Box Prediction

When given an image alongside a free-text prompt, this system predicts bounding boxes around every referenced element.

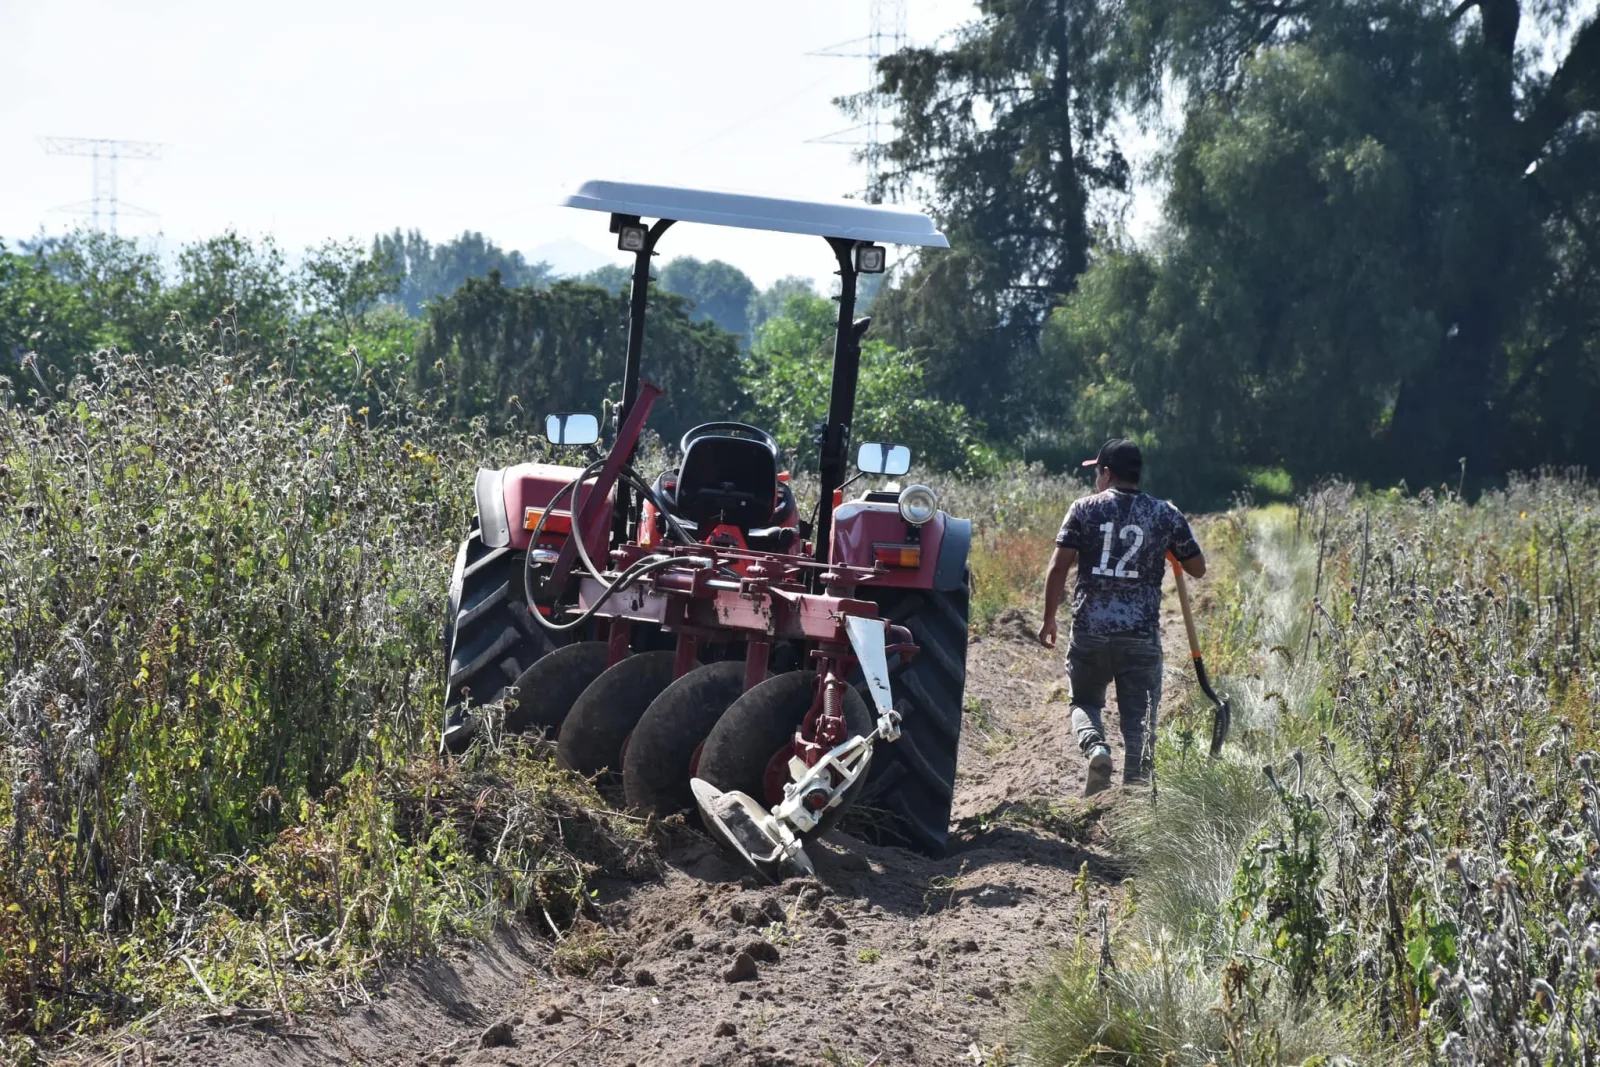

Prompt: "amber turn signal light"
[524,507,574,534]
[872,543,922,569]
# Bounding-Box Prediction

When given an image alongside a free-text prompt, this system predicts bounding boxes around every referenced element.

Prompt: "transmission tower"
[39,137,163,233]
[807,0,907,202]
[862,0,906,201]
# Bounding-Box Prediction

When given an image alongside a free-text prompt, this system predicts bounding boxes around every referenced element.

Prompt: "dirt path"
[85,609,1187,1067]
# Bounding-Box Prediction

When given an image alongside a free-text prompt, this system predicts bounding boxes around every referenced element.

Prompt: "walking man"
[1037,439,1205,795]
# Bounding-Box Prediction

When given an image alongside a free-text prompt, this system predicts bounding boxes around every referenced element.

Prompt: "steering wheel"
[679,422,779,457]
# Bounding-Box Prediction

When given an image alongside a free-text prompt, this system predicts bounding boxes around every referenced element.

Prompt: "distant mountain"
[528,238,627,279]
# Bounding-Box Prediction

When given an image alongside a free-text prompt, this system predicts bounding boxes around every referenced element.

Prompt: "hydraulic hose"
[565,459,697,585]
[565,457,614,587]
[520,455,700,635]
[627,467,697,547]
[525,553,711,633]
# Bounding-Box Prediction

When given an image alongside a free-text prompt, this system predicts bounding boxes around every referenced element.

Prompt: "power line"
[39,136,163,234]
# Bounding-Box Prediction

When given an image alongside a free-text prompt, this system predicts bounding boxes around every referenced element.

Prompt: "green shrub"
[0,333,643,1053]
[1022,476,1600,1065]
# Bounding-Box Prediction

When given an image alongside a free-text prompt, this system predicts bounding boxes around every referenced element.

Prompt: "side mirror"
[856,442,911,477]
[544,412,600,447]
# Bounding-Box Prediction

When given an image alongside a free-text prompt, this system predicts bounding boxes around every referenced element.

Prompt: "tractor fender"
[476,462,613,555]
[475,468,512,548]
[834,502,967,592]
[933,515,972,591]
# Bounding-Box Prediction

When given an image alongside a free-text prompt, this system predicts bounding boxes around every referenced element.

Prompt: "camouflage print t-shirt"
[1055,488,1202,635]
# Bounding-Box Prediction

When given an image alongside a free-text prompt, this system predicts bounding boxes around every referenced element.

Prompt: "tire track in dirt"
[100,612,1180,1067]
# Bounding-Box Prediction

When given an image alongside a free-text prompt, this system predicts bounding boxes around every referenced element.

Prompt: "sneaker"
[1085,745,1114,796]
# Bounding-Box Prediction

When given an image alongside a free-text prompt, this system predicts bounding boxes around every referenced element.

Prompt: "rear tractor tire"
[853,585,969,856]
[623,661,750,820]
[442,527,561,753]
[557,651,678,791]
[697,671,873,839]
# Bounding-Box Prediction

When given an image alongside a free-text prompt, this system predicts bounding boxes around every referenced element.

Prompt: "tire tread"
[854,585,969,855]
[444,529,557,715]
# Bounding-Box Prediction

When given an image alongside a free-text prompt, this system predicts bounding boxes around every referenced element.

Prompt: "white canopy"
[560,179,949,248]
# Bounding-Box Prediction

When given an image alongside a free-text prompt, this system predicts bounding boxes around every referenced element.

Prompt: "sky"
[1,0,999,289]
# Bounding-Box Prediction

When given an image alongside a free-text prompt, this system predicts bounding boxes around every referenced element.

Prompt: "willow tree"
[1045,0,1600,488]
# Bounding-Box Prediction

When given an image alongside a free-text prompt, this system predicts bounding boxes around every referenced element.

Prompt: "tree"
[657,257,758,341]
[746,276,818,336]
[414,275,744,444]
[373,230,554,315]
[1050,0,1600,489]
[1,240,93,390]
[741,294,989,472]
[300,239,399,343]
[576,264,632,293]
[168,231,295,344]
[19,230,167,359]
[853,0,1131,426]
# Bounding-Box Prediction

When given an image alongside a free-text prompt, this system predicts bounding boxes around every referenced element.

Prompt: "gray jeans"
[1066,629,1163,781]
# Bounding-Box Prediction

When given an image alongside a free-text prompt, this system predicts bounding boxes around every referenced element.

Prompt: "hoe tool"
[1169,554,1231,756]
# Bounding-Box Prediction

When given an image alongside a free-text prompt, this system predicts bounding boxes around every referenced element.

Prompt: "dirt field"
[72,607,1181,1067]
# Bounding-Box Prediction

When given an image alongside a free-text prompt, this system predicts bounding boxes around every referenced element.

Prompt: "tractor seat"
[669,434,778,530]
[653,470,798,551]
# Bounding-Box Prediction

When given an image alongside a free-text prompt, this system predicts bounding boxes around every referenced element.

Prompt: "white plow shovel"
[691,616,903,883]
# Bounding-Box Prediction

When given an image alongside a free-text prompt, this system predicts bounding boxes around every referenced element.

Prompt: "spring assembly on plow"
[691,616,910,884]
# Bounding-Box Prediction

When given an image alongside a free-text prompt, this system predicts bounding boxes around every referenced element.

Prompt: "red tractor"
[441,181,970,880]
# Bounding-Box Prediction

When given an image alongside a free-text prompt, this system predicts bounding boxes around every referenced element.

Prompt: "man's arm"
[1038,545,1077,648]
[1170,506,1206,578]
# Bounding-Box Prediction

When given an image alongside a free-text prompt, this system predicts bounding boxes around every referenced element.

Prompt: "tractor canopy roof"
[560,180,948,248]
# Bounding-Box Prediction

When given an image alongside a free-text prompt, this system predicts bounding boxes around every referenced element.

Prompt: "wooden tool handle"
[1169,555,1232,756]
[1169,554,1202,660]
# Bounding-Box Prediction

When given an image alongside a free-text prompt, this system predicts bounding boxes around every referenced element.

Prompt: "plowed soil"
[67,608,1182,1067]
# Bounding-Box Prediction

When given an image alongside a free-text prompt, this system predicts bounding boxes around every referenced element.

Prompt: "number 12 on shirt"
[1091,521,1144,579]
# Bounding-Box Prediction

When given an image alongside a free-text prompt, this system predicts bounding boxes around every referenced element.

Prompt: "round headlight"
[897,484,938,526]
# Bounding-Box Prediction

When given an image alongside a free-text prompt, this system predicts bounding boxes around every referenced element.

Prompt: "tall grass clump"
[1019,475,1600,1065]
[0,331,646,1058]
[1020,487,1376,1066]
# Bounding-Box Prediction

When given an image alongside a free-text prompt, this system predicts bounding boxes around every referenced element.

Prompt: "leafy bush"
[0,332,644,1055]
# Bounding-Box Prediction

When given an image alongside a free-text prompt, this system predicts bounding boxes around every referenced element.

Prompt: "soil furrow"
[94,606,1191,1067]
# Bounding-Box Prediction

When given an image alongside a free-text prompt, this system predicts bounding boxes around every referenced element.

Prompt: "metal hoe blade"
[1209,697,1232,758]
[690,778,815,884]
